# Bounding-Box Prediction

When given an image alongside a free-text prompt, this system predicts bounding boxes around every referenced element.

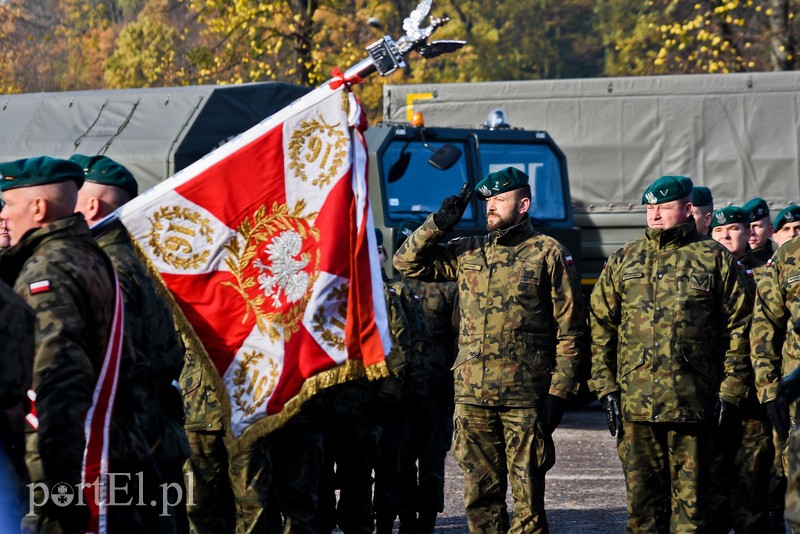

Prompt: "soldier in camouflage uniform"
[707,206,773,533]
[393,220,460,533]
[750,234,800,533]
[0,156,149,533]
[180,334,270,534]
[71,154,191,532]
[744,197,775,263]
[374,228,431,534]
[772,205,800,249]
[590,175,753,533]
[394,167,586,533]
[0,279,34,530]
[691,186,713,236]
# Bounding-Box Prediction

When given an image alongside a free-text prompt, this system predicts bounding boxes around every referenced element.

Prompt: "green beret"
[691,186,713,207]
[710,206,747,230]
[375,228,384,247]
[69,154,138,198]
[475,167,529,199]
[742,197,770,222]
[641,175,693,205]
[0,156,84,191]
[774,205,800,231]
[396,220,420,249]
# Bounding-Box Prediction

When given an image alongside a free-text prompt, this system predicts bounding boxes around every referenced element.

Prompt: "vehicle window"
[480,143,568,222]
[380,140,475,222]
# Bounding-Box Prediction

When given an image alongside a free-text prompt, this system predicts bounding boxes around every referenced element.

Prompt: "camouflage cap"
[742,197,770,222]
[710,206,747,230]
[396,219,420,249]
[692,186,713,207]
[0,156,84,191]
[774,205,800,231]
[375,227,384,247]
[69,154,138,198]
[475,167,528,199]
[641,175,693,205]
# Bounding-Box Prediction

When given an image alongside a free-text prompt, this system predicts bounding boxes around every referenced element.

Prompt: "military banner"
[117,84,392,446]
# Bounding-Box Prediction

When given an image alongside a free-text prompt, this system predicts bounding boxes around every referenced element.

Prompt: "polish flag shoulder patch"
[29,280,52,295]
[565,255,574,265]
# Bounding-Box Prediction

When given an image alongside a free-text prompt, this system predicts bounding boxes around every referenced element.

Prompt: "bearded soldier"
[394,167,586,533]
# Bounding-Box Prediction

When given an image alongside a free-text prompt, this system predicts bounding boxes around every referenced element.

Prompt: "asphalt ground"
[435,402,627,533]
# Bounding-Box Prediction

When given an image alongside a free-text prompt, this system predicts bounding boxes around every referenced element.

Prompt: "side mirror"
[428,143,461,170]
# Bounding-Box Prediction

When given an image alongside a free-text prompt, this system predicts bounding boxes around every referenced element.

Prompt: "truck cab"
[365,122,581,276]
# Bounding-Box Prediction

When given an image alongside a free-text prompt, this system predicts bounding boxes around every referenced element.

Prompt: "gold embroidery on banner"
[287,117,349,189]
[232,351,280,417]
[311,282,348,351]
[222,201,320,341]
[146,206,215,270]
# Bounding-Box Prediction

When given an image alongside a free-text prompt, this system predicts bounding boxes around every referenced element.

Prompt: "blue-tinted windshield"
[381,140,475,222]
[479,143,567,222]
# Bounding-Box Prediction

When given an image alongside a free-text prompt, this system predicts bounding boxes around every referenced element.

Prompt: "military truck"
[0,82,580,277]
[364,121,580,275]
[382,71,800,283]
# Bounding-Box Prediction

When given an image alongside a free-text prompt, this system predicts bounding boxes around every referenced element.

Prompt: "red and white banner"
[82,272,124,534]
[118,84,391,442]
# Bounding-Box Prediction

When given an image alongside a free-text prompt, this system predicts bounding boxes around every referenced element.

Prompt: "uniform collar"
[490,215,535,246]
[645,219,697,249]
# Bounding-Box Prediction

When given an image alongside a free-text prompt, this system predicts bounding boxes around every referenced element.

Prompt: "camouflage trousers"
[786,425,800,532]
[183,430,270,534]
[707,417,773,533]
[453,403,555,534]
[617,422,708,534]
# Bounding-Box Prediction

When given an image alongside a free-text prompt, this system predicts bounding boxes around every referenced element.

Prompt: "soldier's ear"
[31,196,47,223]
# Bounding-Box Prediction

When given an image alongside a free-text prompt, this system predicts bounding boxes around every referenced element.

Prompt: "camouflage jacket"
[180,328,225,433]
[0,280,34,409]
[393,274,459,387]
[386,276,432,401]
[96,219,189,464]
[751,237,800,403]
[0,214,147,486]
[589,221,753,423]
[393,214,586,408]
[738,247,765,296]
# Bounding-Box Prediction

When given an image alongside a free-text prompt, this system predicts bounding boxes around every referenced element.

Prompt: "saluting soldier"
[71,154,191,532]
[394,167,586,533]
[751,234,800,532]
[0,156,149,533]
[590,175,752,532]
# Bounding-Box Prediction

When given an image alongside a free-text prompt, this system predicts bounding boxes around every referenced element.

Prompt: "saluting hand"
[433,183,473,233]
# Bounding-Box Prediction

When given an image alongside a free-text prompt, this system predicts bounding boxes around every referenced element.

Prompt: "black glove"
[540,394,567,434]
[765,399,791,441]
[433,183,473,233]
[778,367,800,406]
[714,398,741,437]
[600,392,622,437]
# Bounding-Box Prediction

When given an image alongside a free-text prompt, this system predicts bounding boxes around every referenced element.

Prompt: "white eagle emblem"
[645,191,658,204]
[255,230,310,308]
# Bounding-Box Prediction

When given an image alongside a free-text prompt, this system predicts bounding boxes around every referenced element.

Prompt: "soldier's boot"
[416,511,437,533]
[398,512,417,534]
